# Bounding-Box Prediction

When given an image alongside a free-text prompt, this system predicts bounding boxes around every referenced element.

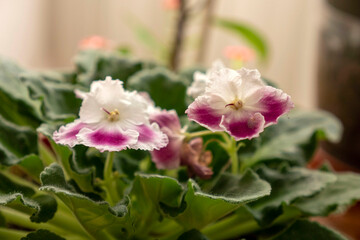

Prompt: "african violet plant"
[0,49,360,240]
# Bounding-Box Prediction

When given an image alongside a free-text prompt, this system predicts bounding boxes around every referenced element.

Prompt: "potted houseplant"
[0,49,360,240]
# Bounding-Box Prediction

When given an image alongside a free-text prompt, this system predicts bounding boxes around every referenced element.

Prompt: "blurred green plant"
[0,51,358,240]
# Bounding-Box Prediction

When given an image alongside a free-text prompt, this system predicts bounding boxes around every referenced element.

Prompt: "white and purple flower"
[53,76,168,152]
[149,108,213,179]
[186,67,294,140]
[187,60,224,99]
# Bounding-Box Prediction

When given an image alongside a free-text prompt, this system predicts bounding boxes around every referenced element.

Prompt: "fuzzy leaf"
[248,167,336,226]
[18,154,44,182]
[0,171,57,223]
[293,173,360,216]
[74,50,156,87]
[0,193,57,224]
[130,173,184,232]
[0,115,38,166]
[271,219,347,240]
[38,124,101,194]
[127,67,187,115]
[174,170,271,229]
[0,57,42,127]
[20,72,82,121]
[241,110,342,169]
[40,163,132,239]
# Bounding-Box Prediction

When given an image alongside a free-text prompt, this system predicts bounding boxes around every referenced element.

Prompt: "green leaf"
[0,190,57,223]
[127,67,188,115]
[215,18,268,60]
[21,229,65,240]
[0,57,42,127]
[0,172,35,197]
[20,72,82,121]
[241,110,342,169]
[0,115,38,166]
[271,219,347,240]
[114,149,147,179]
[248,166,336,226]
[177,229,209,240]
[293,173,360,216]
[18,154,44,182]
[0,171,57,223]
[38,124,101,195]
[74,50,156,87]
[40,163,132,239]
[174,170,271,229]
[129,173,184,234]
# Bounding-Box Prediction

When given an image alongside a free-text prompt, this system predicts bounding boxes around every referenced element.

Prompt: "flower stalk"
[103,151,118,206]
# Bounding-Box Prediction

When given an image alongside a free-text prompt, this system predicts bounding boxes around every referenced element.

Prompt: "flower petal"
[149,109,181,132]
[247,86,294,126]
[151,128,182,169]
[220,112,265,140]
[53,119,86,147]
[79,94,105,124]
[131,123,169,151]
[186,95,225,131]
[187,71,208,99]
[76,126,139,152]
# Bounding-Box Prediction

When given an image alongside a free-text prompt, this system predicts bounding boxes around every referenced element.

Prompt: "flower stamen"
[225,100,243,110]
[102,108,120,121]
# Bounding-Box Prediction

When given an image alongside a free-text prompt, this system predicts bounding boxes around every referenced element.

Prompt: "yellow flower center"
[225,99,243,110]
[102,108,120,121]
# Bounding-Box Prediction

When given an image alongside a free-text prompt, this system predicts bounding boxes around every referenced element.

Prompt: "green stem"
[102,152,118,206]
[0,227,27,239]
[202,209,302,240]
[228,137,239,174]
[0,207,76,237]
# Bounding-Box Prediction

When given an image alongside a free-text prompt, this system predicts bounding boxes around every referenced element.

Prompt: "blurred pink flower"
[223,45,255,62]
[78,35,111,50]
[162,0,180,10]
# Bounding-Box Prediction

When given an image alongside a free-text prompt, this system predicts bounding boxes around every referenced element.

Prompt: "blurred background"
[1,0,359,164]
[1,1,360,237]
[0,0,322,110]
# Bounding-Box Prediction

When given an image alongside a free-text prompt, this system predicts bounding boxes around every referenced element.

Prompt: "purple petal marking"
[186,97,223,131]
[220,112,265,140]
[53,119,86,147]
[77,127,138,152]
[90,131,128,146]
[132,123,169,151]
[256,86,294,126]
[151,128,182,169]
[150,110,181,132]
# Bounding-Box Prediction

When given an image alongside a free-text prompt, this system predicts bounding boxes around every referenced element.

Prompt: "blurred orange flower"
[162,0,180,10]
[78,35,111,50]
[223,45,255,62]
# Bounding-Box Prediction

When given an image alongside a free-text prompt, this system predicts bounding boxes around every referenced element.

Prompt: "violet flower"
[53,76,168,152]
[149,108,213,179]
[186,67,294,140]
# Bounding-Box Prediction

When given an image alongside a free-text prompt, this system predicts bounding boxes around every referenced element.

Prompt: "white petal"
[79,94,105,124]
[187,71,208,98]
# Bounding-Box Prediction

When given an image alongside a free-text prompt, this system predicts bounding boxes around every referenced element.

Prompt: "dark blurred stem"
[169,0,188,71]
[196,0,216,64]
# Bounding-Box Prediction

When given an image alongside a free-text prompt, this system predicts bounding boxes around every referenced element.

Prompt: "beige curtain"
[0,0,324,109]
